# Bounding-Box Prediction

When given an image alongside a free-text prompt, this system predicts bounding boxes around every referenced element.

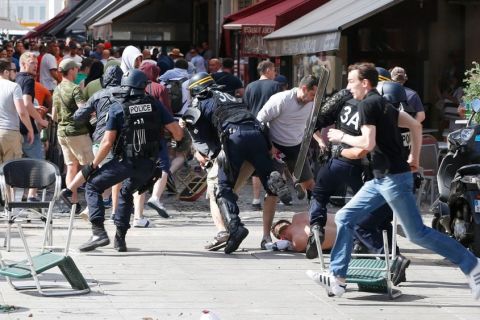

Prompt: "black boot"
[391,254,411,285]
[114,227,128,252]
[305,223,325,259]
[224,217,249,254]
[79,221,110,252]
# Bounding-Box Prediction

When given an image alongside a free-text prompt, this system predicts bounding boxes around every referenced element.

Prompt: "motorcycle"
[431,102,480,257]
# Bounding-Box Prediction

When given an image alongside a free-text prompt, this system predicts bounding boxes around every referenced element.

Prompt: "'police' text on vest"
[129,104,152,114]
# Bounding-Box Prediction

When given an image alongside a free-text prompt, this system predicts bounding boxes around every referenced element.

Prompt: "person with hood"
[139,60,170,111]
[83,60,121,100]
[121,45,142,74]
[60,65,124,206]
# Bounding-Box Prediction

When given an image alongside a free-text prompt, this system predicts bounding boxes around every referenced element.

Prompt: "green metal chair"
[0,159,90,296]
[311,214,401,299]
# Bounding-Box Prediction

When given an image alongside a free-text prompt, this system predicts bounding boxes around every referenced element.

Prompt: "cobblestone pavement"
[1,178,480,319]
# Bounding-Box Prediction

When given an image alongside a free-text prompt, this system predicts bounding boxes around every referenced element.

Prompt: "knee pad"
[267,171,287,195]
[215,189,239,228]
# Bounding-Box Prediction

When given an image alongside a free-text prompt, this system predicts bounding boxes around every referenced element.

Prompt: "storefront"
[222,0,326,85]
[87,0,194,50]
[264,0,410,93]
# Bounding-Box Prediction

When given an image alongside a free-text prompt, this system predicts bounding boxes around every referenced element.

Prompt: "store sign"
[241,25,275,57]
[266,31,341,56]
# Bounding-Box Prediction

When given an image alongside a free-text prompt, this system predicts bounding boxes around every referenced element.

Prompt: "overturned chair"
[0,158,90,296]
[310,214,402,299]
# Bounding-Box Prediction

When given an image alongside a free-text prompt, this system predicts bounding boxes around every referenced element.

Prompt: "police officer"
[183,72,290,254]
[78,69,183,252]
[59,65,123,207]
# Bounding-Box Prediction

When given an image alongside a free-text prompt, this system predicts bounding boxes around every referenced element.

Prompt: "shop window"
[17,7,24,20]
[29,6,35,20]
[39,6,46,21]
[238,0,253,10]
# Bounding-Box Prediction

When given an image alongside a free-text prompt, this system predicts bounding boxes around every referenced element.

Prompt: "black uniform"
[186,88,288,254]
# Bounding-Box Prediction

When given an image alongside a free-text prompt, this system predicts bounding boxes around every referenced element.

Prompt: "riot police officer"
[306,89,372,258]
[78,69,183,252]
[183,72,290,254]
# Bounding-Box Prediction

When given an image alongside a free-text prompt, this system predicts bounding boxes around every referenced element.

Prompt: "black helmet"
[188,72,215,97]
[121,69,148,95]
[376,67,391,82]
[377,81,415,112]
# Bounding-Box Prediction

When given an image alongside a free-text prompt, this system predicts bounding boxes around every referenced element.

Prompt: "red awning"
[223,0,284,26]
[224,0,323,30]
[222,0,329,57]
[21,7,72,40]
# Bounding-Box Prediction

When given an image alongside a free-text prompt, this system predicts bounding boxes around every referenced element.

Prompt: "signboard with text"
[241,25,274,57]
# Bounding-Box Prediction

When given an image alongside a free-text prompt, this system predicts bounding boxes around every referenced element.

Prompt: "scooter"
[431,101,480,257]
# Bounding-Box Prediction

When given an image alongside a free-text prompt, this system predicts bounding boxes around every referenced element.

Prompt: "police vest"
[210,90,256,133]
[396,102,417,158]
[335,98,362,164]
[114,96,162,159]
[336,98,361,136]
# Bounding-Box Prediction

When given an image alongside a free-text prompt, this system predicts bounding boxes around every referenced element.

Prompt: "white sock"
[252,198,261,205]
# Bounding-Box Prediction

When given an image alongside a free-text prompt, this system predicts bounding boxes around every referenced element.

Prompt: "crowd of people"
[1,38,479,300]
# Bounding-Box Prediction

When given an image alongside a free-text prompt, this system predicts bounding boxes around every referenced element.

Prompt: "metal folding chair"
[311,214,401,299]
[418,134,439,206]
[1,159,61,251]
[0,159,89,296]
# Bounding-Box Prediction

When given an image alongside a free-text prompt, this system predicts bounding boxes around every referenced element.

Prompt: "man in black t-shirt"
[243,60,282,212]
[308,62,480,300]
[212,58,244,97]
[16,52,49,201]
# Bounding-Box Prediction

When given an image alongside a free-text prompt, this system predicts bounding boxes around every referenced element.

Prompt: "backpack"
[166,77,188,114]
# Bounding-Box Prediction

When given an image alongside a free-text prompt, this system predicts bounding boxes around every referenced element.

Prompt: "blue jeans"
[22,133,44,159]
[309,158,364,227]
[330,171,478,277]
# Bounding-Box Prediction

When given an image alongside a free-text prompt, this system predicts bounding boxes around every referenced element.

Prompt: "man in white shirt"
[0,59,34,163]
[39,41,61,92]
[62,41,83,65]
[257,75,318,195]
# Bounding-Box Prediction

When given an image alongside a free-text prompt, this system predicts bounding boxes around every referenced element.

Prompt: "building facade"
[0,0,64,28]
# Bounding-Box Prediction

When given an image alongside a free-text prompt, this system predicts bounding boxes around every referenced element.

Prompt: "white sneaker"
[147,197,169,218]
[133,217,151,228]
[467,258,480,300]
[306,270,346,297]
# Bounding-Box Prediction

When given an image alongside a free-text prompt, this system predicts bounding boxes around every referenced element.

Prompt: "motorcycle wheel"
[471,222,480,258]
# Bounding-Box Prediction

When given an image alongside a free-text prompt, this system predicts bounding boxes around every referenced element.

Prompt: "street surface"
[1,182,480,319]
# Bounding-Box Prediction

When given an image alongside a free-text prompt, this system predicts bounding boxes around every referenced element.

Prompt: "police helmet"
[188,72,215,97]
[376,67,391,82]
[121,69,148,95]
[377,81,415,112]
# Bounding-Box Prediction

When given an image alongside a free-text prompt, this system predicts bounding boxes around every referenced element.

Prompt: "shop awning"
[91,0,148,28]
[47,0,106,36]
[264,0,404,56]
[221,0,326,57]
[65,0,114,34]
[223,0,321,30]
[21,7,72,40]
[88,0,149,40]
